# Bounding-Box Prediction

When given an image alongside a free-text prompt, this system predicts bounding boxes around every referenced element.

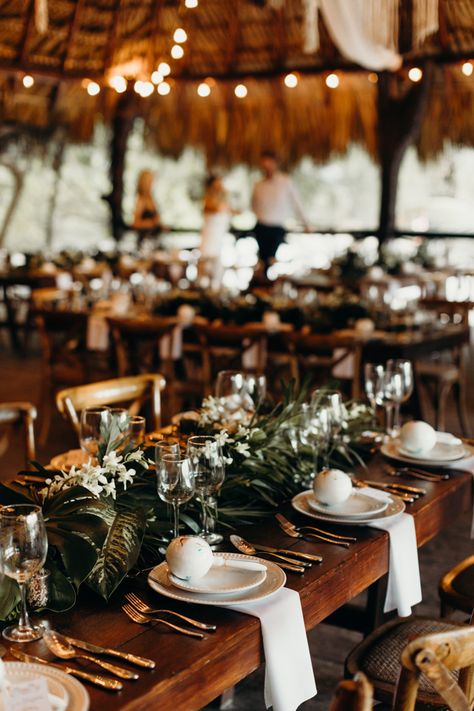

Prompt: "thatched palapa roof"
[0,0,473,164]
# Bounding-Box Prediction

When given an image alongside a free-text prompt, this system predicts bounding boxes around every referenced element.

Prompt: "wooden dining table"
[2,454,472,711]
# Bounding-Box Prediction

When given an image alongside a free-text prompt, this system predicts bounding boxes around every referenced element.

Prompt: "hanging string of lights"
[18,0,473,99]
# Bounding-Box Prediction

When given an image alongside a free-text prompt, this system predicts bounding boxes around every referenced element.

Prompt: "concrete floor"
[0,343,473,709]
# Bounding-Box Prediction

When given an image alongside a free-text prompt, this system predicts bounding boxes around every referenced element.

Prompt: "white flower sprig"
[39,449,148,501]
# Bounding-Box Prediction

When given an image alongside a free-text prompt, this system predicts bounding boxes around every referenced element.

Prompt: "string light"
[284,73,298,88]
[158,62,171,76]
[87,81,100,96]
[234,83,248,98]
[408,67,423,82]
[109,75,127,93]
[367,72,378,84]
[173,28,187,43]
[151,71,163,84]
[462,61,473,76]
[185,0,198,6]
[197,82,211,97]
[157,81,171,95]
[134,80,144,94]
[22,74,34,88]
[171,44,184,60]
[325,73,339,89]
[140,81,154,97]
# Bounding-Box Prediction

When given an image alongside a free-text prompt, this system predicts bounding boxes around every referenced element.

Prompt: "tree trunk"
[0,163,24,248]
[45,131,66,247]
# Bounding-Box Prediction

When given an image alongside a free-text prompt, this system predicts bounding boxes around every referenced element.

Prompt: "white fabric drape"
[319,0,402,70]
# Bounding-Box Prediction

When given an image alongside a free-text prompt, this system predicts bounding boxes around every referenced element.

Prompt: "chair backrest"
[394,624,474,711]
[35,311,89,366]
[420,298,471,327]
[56,374,166,435]
[0,401,37,469]
[329,673,373,711]
[108,316,177,377]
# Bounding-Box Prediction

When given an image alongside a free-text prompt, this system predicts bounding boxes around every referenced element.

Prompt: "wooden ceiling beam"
[273,5,288,69]
[147,0,164,72]
[20,0,36,65]
[63,0,87,71]
[226,0,241,73]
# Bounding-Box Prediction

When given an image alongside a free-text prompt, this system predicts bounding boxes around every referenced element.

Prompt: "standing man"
[251,151,311,273]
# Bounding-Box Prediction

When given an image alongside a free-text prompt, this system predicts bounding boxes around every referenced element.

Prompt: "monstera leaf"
[0,576,21,621]
[87,509,146,600]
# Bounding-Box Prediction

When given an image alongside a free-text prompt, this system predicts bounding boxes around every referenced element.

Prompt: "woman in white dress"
[200,175,233,289]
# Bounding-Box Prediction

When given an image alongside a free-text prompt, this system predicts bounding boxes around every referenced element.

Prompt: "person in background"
[251,151,311,273]
[132,170,163,242]
[200,174,235,288]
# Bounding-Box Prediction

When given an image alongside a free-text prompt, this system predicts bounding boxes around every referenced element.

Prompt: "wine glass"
[0,505,48,642]
[215,370,266,416]
[364,363,386,410]
[79,407,111,458]
[187,436,226,545]
[128,416,146,446]
[156,454,195,540]
[387,359,414,435]
[380,370,404,437]
[155,440,181,540]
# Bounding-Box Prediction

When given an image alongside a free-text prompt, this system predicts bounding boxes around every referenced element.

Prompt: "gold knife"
[9,647,123,691]
[362,479,426,495]
[63,635,156,669]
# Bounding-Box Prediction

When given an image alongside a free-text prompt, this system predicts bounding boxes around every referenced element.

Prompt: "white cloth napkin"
[224,587,317,711]
[365,487,422,617]
[87,312,109,351]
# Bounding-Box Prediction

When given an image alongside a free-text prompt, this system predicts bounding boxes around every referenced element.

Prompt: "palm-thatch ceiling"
[0,0,473,165]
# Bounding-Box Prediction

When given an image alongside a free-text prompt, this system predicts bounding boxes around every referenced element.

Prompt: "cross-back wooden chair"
[329,673,373,711]
[346,615,474,710]
[108,316,178,379]
[35,310,90,444]
[439,555,474,617]
[287,331,363,399]
[56,374,166,438]
[194,323,267,395]
[414,299,471,436]
[393,624,474,711]
[0,402,37,470]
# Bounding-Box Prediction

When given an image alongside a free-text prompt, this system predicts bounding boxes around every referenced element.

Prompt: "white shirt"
[251,172,307,228]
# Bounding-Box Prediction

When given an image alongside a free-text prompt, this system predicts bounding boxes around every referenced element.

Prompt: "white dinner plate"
[148,553,285,605]
[307,491,388,518]
[292,490,405,526]
[169,554,267,594]
[0,662,89,711]
[381,435,472,466]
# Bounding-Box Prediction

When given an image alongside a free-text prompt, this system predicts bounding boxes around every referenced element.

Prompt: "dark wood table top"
[3,456,472,711]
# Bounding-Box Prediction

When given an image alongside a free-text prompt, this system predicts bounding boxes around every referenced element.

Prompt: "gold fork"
[122,604,205,639]
[125,593,216,631]
[276,513,357,546]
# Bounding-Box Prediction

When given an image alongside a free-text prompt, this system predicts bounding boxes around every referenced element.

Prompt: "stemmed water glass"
[128,415,146,446]
[0,505,48,642]
[187,436,226,545]
[79,407,111,457]
[387,359,414,435]
[215,370,267,416]
[156,454,195,540]
[364,363,386,411]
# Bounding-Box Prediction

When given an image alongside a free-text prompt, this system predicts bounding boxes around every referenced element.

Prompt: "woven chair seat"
[346,617,464,709]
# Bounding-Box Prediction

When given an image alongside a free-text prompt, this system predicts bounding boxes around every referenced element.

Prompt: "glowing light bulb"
[408,67,422,82]
[22,74,34,88]
[185,0,198,7]
[171,44,184,59]
[284,73,298,88]
[462,61,473,77]
[234,83,248,98]
[158,62,171,76]
[151,71,163,84]
[134,80,144,94]
[173,28,187,43]
[109,75,127,93]
[140,81,154,97]
[157,81,171,95]
[325,73,339,89]
[368,72,378,84]
[197,82,211,97]
[87,81,100,96]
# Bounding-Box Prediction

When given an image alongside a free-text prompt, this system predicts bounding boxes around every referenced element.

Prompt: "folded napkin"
[224,587,317,711]
[87,313,110,351]
[366,488,422,617]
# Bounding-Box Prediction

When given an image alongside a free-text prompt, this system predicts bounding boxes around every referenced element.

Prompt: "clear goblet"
[156,454,195,540]
[187,435,225,545]
[215,370,267,416]
[387,359,414,435]
[79,407,111,458]
[0,505,48,642]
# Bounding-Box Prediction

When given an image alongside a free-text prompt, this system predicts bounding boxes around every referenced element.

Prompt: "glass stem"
[385,405,394,436]
[172,502,180,539]
[201,496,210,536]
[18,582,31,630]
[393,403,401,433]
